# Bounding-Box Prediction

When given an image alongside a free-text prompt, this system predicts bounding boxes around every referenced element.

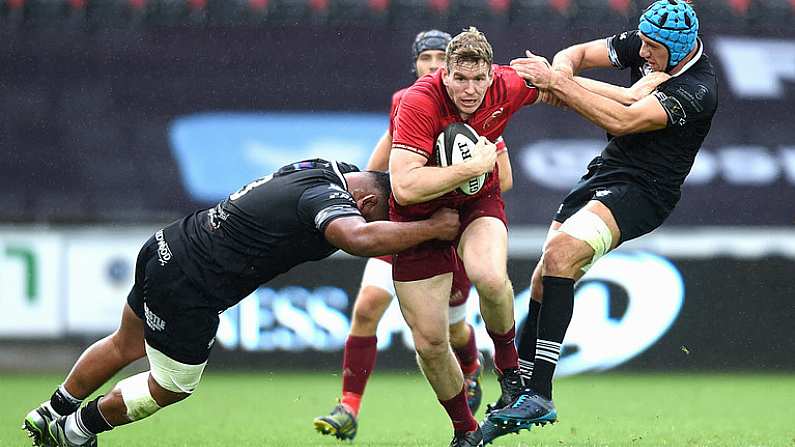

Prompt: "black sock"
[50,386,82,416]
[529,276,574,400]
[517,298,542,385]
[78,397,114,436]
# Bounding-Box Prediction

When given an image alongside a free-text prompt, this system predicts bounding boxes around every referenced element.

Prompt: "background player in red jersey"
[388,27,540,446]
[314,29,515,442]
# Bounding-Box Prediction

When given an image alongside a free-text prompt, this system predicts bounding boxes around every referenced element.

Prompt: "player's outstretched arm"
[551,38,613,76]
[573,72,671,106]
[323,208,460,257]
[389,137,496,205]
[511,58,668,136]
[366,129,392,171]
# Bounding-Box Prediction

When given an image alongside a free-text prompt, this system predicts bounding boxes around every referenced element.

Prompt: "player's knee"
[470,270,508,302]
[414,333,449,360]
[541,235,585,276]
[352,289,390,332]
[116,372,162,422]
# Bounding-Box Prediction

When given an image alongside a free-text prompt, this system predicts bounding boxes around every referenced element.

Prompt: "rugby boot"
[44,416,97,447]
[313,403,358,440]
[22,403,57,447]
[484,368,524,415]
[488,387,557,428]
[479,416,527,445]
[464,352,485,414]
[449,427,484,447]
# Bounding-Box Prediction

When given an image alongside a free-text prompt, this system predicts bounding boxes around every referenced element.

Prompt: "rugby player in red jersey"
[314,29,515,441]
[388,27,540,446]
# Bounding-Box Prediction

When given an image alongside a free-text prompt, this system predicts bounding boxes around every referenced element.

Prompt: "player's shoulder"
[664,51,718,102]
[391,87,409,107]
[400,72,444,110]
[492,65,525,88]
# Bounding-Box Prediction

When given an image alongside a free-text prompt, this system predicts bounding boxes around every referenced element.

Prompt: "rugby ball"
[435,123,487,195]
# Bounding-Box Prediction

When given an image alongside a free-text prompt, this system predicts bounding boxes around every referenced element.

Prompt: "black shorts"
[554,157,679,245]
[127,232,219,365]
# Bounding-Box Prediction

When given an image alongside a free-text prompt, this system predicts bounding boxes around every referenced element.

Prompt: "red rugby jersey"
[392,65,535,161]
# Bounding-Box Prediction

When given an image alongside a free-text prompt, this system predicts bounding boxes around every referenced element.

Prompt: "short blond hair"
[446,26,493,70]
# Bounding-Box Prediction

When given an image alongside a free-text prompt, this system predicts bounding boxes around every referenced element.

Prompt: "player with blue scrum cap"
[485,0,717,442]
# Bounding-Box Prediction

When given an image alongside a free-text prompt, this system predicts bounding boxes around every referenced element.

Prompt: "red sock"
[453,324,480,376]
[487,325,519,372]
[340,335,377,416]
[439,386,478,433]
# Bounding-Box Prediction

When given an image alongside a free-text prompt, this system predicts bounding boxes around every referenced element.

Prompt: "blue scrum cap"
[639,0,699,70]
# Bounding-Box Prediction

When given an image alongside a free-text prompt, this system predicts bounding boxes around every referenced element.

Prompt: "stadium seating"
[1,0,788,27]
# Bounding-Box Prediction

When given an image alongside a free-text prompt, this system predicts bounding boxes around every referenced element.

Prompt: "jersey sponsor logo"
[144,303,166,332]
[154,230,172,266]
[714,36,795,99]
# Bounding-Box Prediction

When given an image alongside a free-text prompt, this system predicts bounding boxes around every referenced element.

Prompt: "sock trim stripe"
[74,412,93,437]
[535,356,559,365]
[536,350,561,362]
[536,340,562,349]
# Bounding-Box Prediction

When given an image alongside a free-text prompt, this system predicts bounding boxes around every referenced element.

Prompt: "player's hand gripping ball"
[435,123,487,195]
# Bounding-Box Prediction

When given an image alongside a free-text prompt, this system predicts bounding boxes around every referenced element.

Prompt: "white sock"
[64,411,93,445]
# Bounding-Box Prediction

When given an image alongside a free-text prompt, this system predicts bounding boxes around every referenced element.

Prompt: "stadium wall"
[0,26,793,226]
[1,226,793,373]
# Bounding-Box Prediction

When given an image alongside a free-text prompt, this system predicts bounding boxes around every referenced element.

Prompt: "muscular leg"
[529,201,620,399]
[62,304,146,400]
[52,308,205,446]
[395,274,460,399]
[459,217,518,372]
[340,284,392,416]
[395,274,477,433]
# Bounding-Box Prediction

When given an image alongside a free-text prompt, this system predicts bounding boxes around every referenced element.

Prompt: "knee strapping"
[117,372,161,421]
[145,342,206,394]
[558,210,613,273]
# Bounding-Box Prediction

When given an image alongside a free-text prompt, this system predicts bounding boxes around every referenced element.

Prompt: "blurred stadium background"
[1,0,794,445]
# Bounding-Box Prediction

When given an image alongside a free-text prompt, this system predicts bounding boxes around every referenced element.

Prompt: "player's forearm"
[496,151,513,192]
[549,74,635,136]
[392,164,483,206]
[552,51,579,76]
[343,220,441,257]
[574,76,634,106]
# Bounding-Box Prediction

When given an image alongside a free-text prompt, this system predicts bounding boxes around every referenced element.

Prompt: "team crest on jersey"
[483,107,505,130]
[155,229,172,266]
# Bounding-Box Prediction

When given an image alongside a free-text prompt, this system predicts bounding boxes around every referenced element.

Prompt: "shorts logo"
[155,229,172,266]
[144,303,166,332]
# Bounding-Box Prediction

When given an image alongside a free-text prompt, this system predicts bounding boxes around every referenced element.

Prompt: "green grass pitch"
[3,371,793,446]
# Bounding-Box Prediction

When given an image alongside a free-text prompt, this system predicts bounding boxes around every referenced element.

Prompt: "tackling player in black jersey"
[482,0,718,442]
[22,159,460,447]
